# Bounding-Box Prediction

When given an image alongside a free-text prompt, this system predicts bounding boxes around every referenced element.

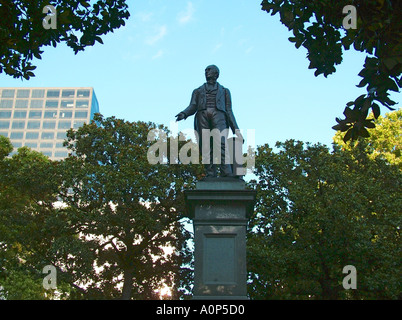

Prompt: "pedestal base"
[185,178,256,300]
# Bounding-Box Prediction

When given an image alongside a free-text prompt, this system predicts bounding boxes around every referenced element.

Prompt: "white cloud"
[136,12,153,22]
[245,46,254,54]
[152,50,164,60]
[121,51,141,62]
[146,25,167,45]
[178,2,195,25]
[212,43,223,53]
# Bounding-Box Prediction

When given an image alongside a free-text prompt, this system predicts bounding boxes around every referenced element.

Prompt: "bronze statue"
[176,65,243,178]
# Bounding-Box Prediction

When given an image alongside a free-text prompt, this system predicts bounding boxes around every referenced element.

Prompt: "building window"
[60,111,72,118]
[10,132,24,139]
[0,121,10,129]
[58,121,71,129]
[0,132,8,137]
[43,121,56,129]
[13,111,27,119]
[55,142,65,148]
[17,89,30,98]
[54,151,68,158]
[44,111,57,118]
[42,151,53,157]
[32,89,45,98]
[25,142,37,148]
[57,132,67,140]
[75,111,88,119]
[45,100,59,108]
[29,111,42,119]
[15,100,29,108]
[1,89,15,98]
[76,100,89,108]
[47,90,60,98]
[12,121,25,129]
[0,100,13,108]
[41,132,54,140]
[40,142,53,148]
[77,89,90,98]
[73,121,85,129]
[13,142,23,148]
[62,89,75,98]
[0,111,12,118]
[30,100,43,108]
[26,132,39,139]
[61,100,74,108]
[27,121,40,129]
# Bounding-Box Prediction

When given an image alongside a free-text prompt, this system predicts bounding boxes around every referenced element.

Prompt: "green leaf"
[343,128,353,142]
[332,123,349,132]
[364,120,376,129]
[372,103,381,119]
[354,94,367,107]
[95,36,104,44]
[343,107,359,122]
[386,78,399,92]
[356,78,368,88]
[362,98,371,112]
[383,57,398,71]
[80,1,91,8]
[359,127,370,138]
[33,51,42,60]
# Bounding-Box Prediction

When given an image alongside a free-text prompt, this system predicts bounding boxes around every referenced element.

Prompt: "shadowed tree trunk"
[121,269,133,300]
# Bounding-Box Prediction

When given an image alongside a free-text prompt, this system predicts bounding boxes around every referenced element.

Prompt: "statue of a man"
[176,65,242,178]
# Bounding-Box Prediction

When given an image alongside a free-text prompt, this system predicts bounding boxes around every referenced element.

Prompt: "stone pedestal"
[184,178,256,300]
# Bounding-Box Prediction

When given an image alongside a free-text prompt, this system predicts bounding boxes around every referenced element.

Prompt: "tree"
[58,114,201,299]
[261,0,401,141]
[334,109,401,168]
[247,140,401,299]
[0,137,63,299]
[0,0,130,80]
[0,116,202,300]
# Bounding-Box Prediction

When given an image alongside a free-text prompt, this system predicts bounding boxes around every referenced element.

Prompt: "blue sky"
[0,0,400,149]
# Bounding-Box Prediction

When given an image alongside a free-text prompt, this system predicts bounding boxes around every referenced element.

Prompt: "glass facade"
[0,87,99,160]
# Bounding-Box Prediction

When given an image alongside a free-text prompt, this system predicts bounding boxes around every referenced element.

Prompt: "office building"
[0,87,99,160]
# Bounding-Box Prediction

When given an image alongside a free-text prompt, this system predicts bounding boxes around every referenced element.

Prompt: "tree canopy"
[57,114,200,299]
[334,109,401,168]
[0,115,202,299]
[261,0,401,141]
[0,137,62,299]
[247,139,401,299]
[0,0,129,80]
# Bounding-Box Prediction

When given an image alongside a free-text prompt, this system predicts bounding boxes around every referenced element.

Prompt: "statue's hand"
[175,112,186,121]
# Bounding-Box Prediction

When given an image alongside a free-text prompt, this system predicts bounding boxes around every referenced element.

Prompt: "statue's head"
[205,65,219,82]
